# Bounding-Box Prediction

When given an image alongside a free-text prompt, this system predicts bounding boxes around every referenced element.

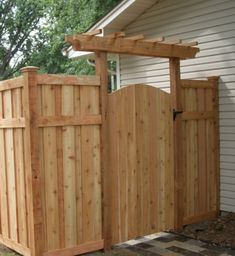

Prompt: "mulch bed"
[177,212,235,249]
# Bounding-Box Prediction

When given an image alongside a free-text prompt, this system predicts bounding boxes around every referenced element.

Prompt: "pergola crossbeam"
[106,31,126,39]
[83,29,102,36]
[144,36,165,43]
[66,33,199,59]
[179,41,198,47]
[161,39,182,45]
[125,34,145,41]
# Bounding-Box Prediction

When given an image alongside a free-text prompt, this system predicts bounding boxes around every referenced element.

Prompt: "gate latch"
[173,109,183,120]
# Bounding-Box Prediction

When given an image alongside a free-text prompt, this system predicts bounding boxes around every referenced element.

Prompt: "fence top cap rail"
[0,76,24,92]
[37,74,101,86]
[0,75,23,85]
[65,32,200,59]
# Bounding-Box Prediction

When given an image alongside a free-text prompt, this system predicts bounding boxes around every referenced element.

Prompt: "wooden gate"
[105,84,174,245]
[104,78,219,247]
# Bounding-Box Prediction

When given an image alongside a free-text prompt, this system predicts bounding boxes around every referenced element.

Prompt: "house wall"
[120,0,235,212]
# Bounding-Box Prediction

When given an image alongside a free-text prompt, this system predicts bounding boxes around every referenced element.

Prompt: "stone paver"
[1,232,235,255]
[104,232,235,256]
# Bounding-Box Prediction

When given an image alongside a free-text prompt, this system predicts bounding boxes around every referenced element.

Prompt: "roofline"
[66,0,136,58]
[66,0,156,59]
[88,0,136,31]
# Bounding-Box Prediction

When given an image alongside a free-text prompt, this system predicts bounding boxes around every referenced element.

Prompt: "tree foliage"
[0,0,121,80]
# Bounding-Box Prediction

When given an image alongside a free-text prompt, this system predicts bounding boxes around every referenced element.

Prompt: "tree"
[29,0,121,75]
[0,0,121,80]
[0,0,48,79]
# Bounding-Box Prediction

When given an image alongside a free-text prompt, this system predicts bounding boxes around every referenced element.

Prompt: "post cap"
[20,66,39,73]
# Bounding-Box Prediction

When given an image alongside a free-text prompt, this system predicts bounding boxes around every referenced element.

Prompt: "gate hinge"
[173,109,183,120]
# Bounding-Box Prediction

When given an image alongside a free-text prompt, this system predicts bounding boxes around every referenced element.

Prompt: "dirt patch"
[178,212,235,249]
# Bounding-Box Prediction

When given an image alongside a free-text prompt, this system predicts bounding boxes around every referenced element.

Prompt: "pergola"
[66,29,199,59]
[66,29,200,249]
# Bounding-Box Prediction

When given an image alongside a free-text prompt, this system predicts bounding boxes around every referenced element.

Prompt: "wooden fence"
[0,68,103,256]
[181,78,219,225]
[0,68,219,256]
[104,78,219,246]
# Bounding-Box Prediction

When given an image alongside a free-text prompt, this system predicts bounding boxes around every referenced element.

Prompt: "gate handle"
[173,109,183,120]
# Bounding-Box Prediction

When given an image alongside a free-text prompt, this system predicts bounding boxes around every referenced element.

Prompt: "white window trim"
[116,54,121,89]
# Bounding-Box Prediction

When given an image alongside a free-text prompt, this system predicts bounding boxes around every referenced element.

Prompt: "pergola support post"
[95,52,111,251]
[169,58,184,230]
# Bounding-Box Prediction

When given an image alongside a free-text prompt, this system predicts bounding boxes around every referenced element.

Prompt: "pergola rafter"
[66,31,199,59]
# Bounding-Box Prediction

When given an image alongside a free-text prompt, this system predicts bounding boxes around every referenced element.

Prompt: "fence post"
[169,58,184,230]
[21,66,44,256]
[208,76,220,215]
[95,52,110,250]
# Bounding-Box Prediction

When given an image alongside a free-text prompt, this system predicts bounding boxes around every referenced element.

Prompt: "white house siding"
[120,0,235,212]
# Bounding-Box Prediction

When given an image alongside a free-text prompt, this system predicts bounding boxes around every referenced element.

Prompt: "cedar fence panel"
[0,68,219,256]
[181,78,220,225]
[0,69,104,256]
[37,76,103,253]
[0,76,30,255]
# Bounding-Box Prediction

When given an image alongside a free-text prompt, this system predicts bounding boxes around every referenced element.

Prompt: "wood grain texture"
[95,52,109,249]
[43,240,104,256]
[66,34,199,59]
[0,76,24,92]
[12,88,28,246]
[0,91,9,238]
[3,90,18,242]
[37,115,101,127]
[0,234,31,256]
[0,70,219,256]
[107,84,174,245]
[21,67,44,256]
[0,118,25,128]
[37,74,100,86]
[169,58,183,230]
[181,78,219,225]
[37,76,102,253]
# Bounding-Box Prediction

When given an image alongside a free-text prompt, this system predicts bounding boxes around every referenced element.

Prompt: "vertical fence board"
[197,88,207,214]
[205,88,215,212]
[0,91,9,238]
[107,92,120,243]
[210,77,220,213]
[163,91,174,230]
[158,90,166,231]
[120,88,128,241]
[148,87,158,233]
[3,90,18,242]
[61,85,77,247]
[42,85,60,250]
[126,87,137,239]
[12,88,28,246]
[80,85,102,242]
[55,86,65,248]
[38,85,47,252]
[73,86,82,245]
[181,88,187,219]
